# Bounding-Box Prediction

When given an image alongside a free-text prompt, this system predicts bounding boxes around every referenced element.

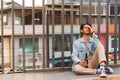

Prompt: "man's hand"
[88,26,95,36]
[78,60,88,68]
[88,25,93,33]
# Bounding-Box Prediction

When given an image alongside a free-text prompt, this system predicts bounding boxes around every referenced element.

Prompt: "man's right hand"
[78,60,88,68]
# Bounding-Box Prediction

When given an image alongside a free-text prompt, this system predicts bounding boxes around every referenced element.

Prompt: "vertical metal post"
[119,16,120,61]
[88,0,92,24]
[12,0,15,72]
[106,0,110,64]
[114,0,118,64]
[61,0,64,68]
[97,0,101,38]
[79,0,83,36]
[80,0,83,24]
[42,0,45,69]
[46,11,49,68]
[1,0,4,74]
[52,0,55,68]
[32,0,35,70]
[22,0,25,72]
[70,0,73,54]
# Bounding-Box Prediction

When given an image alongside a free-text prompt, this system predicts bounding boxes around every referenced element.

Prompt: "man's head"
[80,23,92,37]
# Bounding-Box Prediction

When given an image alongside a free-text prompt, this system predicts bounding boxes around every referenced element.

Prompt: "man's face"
[81,24,91,35]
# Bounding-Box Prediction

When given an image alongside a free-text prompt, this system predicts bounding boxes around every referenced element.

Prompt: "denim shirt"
[71,35,101,71]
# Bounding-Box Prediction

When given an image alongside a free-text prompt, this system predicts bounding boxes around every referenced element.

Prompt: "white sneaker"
[99,64,107,78]
[97,67,113,74]
[105,67,113,74]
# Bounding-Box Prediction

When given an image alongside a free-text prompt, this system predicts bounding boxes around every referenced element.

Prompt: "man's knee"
[74,64,83,74]
[97,44,104,50]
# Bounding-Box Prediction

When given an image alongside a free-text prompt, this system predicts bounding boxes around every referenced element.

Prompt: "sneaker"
[96,64,105,74]
[6,69,13,74]
[105,67,113,74]
[96,67,113,74]
[99,64,107,78]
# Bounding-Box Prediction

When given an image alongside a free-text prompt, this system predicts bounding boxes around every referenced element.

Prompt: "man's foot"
[96,67,113,74]
[105,67,113,74]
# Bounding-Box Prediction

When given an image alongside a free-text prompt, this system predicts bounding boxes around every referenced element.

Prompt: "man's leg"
[97,44,106,63]
[74,64,96,75]
[89,44,106,69]
[89,44,113,76]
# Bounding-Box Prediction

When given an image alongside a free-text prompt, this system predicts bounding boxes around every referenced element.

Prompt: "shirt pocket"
[91,44,96,53]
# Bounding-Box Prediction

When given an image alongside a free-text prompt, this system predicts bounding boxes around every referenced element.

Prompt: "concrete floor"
[0,67,120,80]
[0,71,97,80]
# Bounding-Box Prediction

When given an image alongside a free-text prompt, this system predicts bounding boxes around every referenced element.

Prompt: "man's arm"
[71,41,81,64]
[91,32,101,45]
[71,41,88,67]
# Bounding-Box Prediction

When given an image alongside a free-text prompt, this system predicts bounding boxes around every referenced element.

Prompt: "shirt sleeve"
[92,35,101,46]
[71,41,81,64]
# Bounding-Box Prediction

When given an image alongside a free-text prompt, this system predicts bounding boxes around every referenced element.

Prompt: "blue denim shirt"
[71,35,101,71]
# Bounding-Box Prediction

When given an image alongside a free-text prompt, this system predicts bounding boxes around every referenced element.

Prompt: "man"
[71,23,113,76]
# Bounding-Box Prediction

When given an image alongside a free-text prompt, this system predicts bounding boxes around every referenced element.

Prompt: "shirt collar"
[80,37,94,43]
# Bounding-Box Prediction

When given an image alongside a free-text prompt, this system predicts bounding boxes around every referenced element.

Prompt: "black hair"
[80,23,92,37]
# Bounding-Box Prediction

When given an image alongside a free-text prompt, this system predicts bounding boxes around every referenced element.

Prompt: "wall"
[3,37,10,67]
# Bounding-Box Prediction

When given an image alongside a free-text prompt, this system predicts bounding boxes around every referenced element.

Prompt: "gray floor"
[0,67,120,80]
